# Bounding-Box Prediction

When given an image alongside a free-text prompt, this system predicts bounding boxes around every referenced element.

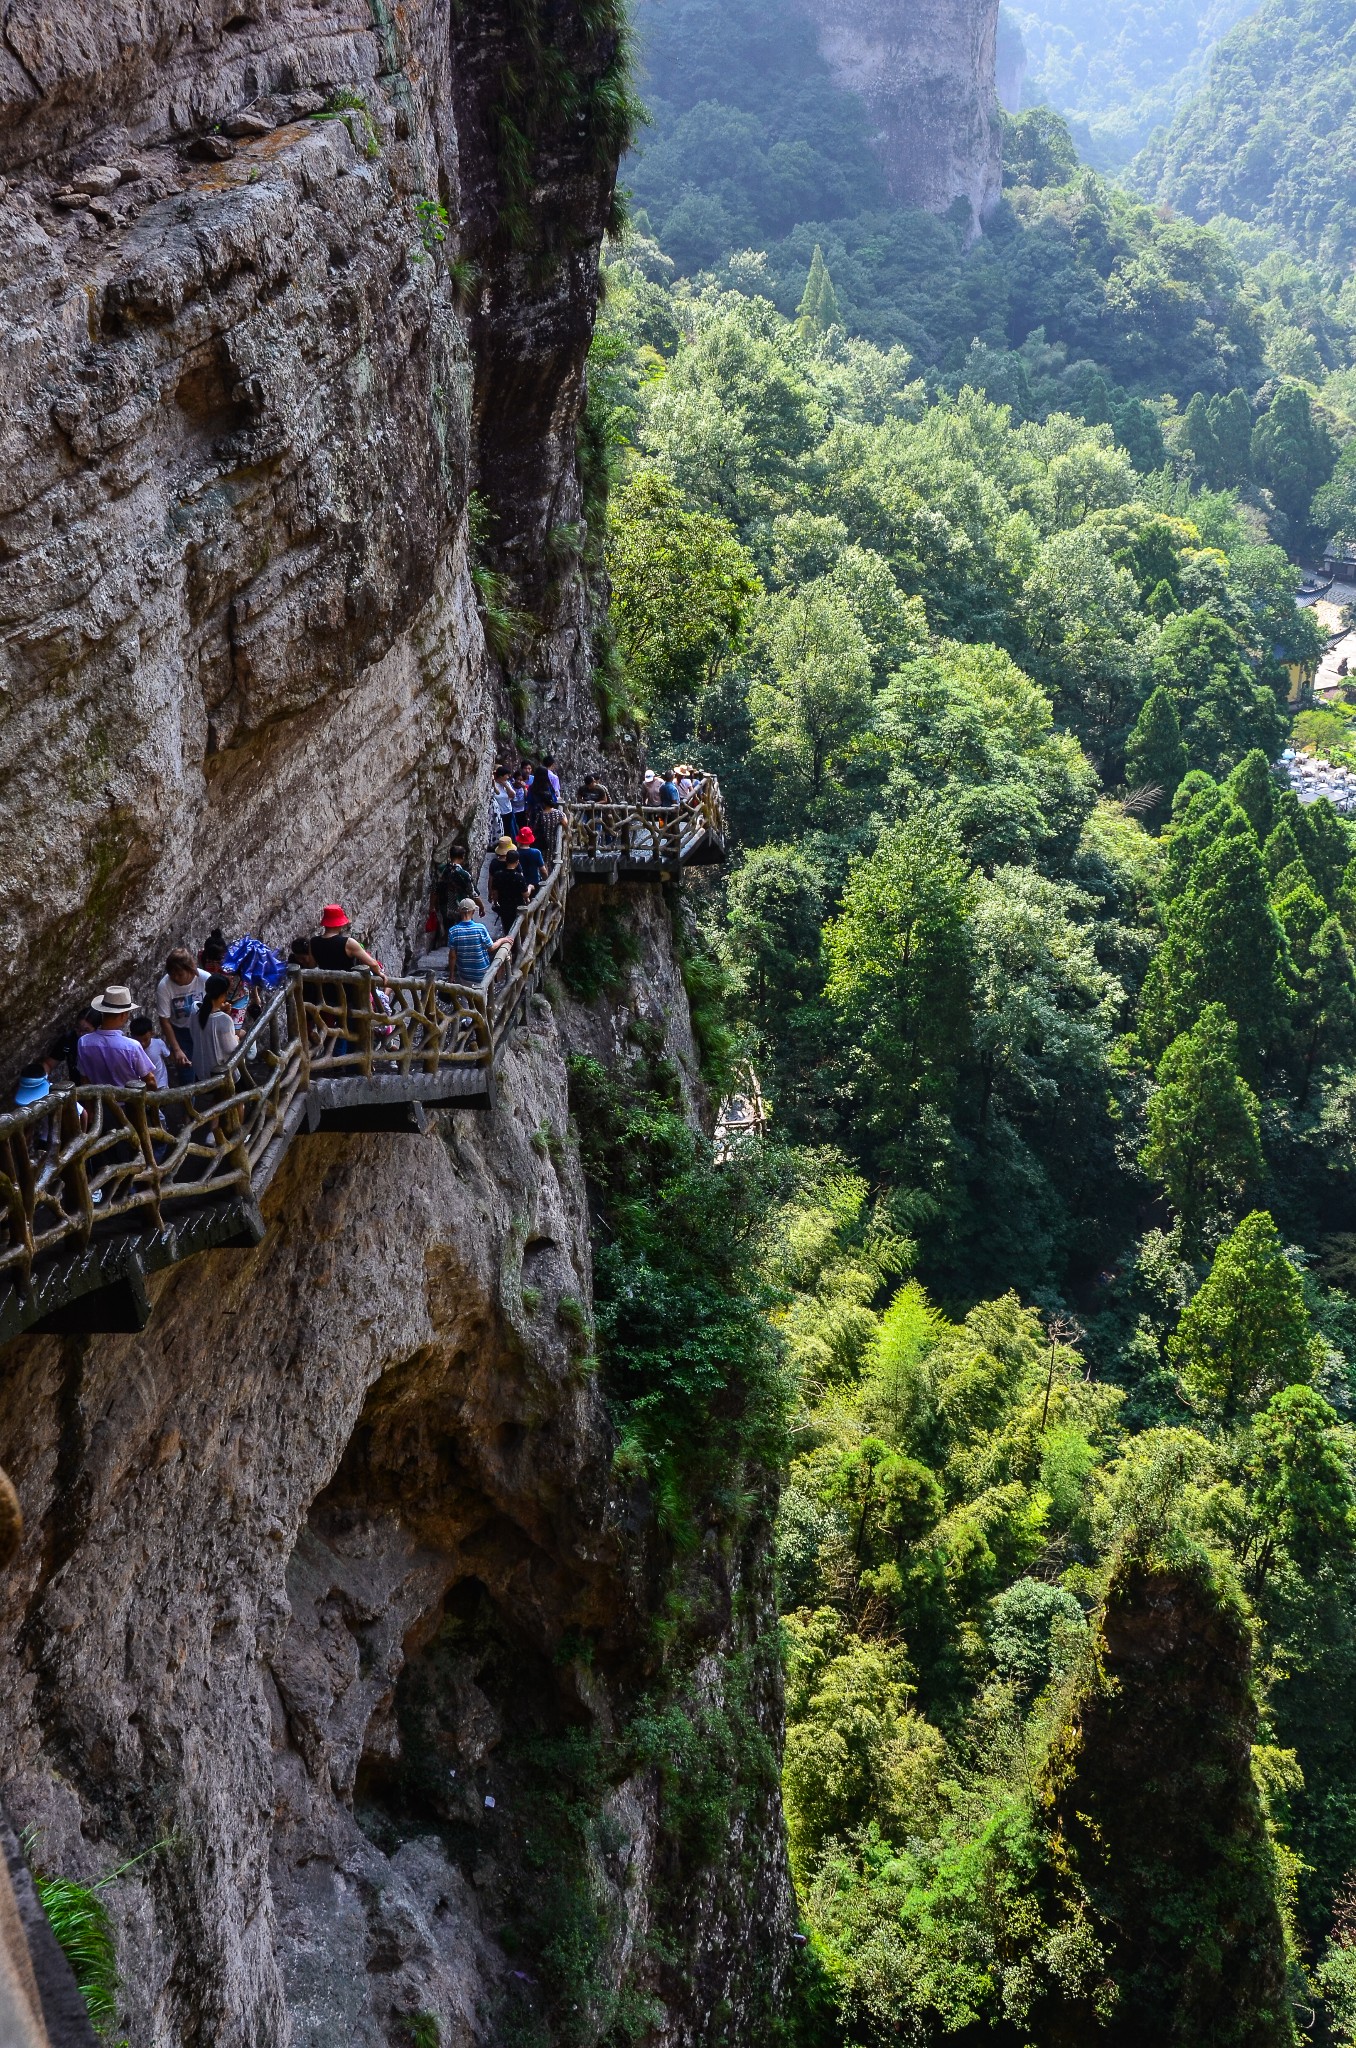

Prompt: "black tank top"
[310,933,352,972]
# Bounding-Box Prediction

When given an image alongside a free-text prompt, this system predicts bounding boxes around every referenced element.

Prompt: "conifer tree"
[1113,397,1168,473]
[1180,390,1224,487]
[1225,749,1275,843]
[796,246,840,336]
[1082,373,1114,428]
[1295,797,1353,905]
[1140,826,1285,1070]
[1208,388,1255,486]
[1263,817,1307,887]
[1160,785,1246,907]
[1274,878,1356,1102]
[1125,686,1187,816]
[1141,1004,1263,1255]
[1252,383,1338,532]
[1170,1210,1321,1421]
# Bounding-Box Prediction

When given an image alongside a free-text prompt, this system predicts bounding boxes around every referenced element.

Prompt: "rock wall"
[799,0,1002,231]
[0,3,792,2041]
[0,0,612,1057]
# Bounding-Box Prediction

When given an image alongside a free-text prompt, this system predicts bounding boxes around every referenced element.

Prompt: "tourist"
[129,1014,172,1091]
[432,846,480,936]
[155,947,207,1072]
[657,770,681,806]
[309,906,383,1052]
[641,770,664,807]
[11,1065,50,1117]
[77,986,160,1087]
[494,848,533,930]
[190,975,240,1079]
[578,771,612,803]
[447,899,511,985]
[487,835,517,927]
[288,935,316,970]
[515,826,547,889]
[511,767,530,837]
[10,1073,52,1155]
[309,906,384,978]
[491,767,515,846]
[198,928,228,973]
[527,762,556,826]
[542,754,562,804]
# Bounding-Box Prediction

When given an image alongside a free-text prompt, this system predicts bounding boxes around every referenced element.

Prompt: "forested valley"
[579,0,1356,2037]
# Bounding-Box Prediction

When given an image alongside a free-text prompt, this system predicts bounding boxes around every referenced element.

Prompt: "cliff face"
[0,0,609,1048]
[799,0,1002,230]
[0,5,791,2041]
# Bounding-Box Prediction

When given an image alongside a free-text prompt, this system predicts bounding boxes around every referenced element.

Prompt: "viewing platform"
[0,779,728,1346]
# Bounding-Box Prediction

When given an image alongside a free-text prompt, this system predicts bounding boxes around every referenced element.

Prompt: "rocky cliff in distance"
[0,3,792,2042]
[800,0,1002,231]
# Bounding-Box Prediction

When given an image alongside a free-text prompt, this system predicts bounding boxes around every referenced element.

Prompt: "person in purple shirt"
[77,986,160,1088]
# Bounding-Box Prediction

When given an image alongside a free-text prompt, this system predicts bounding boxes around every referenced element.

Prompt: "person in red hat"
[306,907,386,1054]
[309,905,384,978]
[515,826,546,890]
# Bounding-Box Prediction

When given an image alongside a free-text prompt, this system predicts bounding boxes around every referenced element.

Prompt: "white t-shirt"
[143,1037,171,1090]
[156,970,208,1051]
[190,1006,239,1078]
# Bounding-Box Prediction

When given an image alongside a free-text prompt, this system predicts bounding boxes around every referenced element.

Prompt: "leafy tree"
[968,866,1122,1129]
[1125,685,1187,813]
[724,843,826,1038]
[1295,797,1354,906]
[989,1576,1085,1695]
[607,472,761,712]
[1263,817,1307,887]
[1002,106,1079,190]
[1113,398,1169,474]
[1252,382,1338,536]
[782,1615,945,1873]
[1314,440,1356,546]
[824,817,975,1159]
[1141,1005,1263,1255]
[750,580,874,819]
[827,1437,943,1568]
[1170,1210,1321,1422]
[1244,1384,1356,1587]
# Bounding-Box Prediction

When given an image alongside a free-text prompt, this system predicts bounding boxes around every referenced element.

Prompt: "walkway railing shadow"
[0,777,722,1342]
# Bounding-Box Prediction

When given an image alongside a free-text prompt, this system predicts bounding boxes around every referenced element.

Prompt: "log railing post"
[288,970,311,1089]
[358,971,374,1076]
[60,1094,95,1247]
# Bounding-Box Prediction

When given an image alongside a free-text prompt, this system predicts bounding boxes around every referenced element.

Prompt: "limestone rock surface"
[801,0,1002,229]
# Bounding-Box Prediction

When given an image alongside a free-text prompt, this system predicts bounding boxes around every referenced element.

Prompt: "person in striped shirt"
[448,899,512,984]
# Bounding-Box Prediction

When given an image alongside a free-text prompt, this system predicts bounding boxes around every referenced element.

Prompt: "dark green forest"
[578,1,1356,2038]
[1005,0,1255,165]
[1135,0,1356,273]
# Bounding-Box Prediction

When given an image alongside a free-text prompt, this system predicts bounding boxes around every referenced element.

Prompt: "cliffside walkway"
[0,781,727,1345]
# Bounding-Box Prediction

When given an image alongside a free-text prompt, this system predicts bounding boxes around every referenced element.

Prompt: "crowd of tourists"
[430,757,707,987]
[6,761,705,1120]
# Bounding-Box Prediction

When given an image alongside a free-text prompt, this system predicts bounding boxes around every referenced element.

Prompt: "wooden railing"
[568,775,727,870]
[0,776,725,1325]
[0,849,573,1299]
[0,982,307,1298]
